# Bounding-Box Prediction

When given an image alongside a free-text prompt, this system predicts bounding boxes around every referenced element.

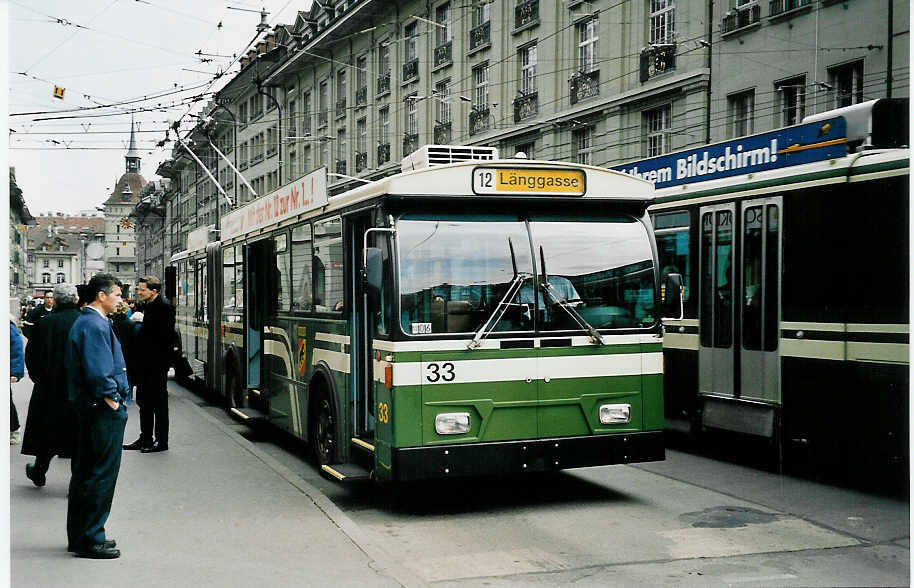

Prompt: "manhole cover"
[680,506,780,528]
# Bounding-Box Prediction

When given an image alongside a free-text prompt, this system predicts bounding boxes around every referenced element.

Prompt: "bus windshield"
[397,215,656,336]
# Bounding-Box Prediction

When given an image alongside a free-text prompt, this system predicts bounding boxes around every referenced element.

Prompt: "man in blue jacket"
[64,273,128,559]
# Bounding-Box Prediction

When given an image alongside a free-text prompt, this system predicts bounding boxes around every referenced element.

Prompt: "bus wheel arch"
[308,363,340,465]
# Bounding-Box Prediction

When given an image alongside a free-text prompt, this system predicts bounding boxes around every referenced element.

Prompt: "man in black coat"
[22,283,81,487]
[124,276,175,453]
[22,291,54,339]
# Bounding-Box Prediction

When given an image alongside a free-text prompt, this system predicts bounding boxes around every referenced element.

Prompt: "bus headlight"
[435,412,471,435]
[599,404,631,424]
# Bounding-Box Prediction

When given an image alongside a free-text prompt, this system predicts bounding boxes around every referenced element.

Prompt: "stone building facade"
[153,0,907,258]
[104,120,147,296]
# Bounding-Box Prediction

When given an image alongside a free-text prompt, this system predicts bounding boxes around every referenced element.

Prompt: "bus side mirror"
[661,273,683,320]
[364,247,383,292]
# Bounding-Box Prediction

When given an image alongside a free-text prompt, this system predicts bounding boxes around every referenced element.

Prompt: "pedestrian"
[110,299,138,403]
[10,316,24,445]
[123,276,175,453]
[22,283,81,487]
[22,291,54,339]
[64,273,128,559]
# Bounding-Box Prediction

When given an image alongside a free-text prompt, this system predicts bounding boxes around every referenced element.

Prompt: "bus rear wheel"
[310,391,336,465]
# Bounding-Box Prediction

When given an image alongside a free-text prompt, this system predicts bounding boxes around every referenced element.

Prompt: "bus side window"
[235,245,244,310]
[313,216,344,314]
[223,246,235,309]
[273,232,291,312]
[652,211,691,303]
[291,224,313,312]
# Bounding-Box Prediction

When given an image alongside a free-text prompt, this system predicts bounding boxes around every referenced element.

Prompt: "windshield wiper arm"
[468,237,529,350]
[539,246,604,345]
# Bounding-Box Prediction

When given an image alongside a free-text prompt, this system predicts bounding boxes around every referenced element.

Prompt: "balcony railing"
[569,70,600,105]
[335,160,347,176]
[721,3,761,35]
[515,0,539,30]
[403,133,419,155]
[469,108,491,136]
[355,86,367,107]
[639,44,677,83]
[433,121,452,144]
[402,58,419,82]
[769,0,811,17]
[513,92,538,122]
[250,152,264,165]
[376,72,390,95]
[434,41,452,68]
[469,21,490,51]
[377,143,391,165]
[355,151,368,172]
[335,98,347,119]
[318,110,329,127]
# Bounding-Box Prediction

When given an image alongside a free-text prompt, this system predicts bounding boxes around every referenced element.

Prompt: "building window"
[520,44,537,94]
[473,64,489,110]
[57,259,64,268]
[320,136,330,169]
[405,22,418,62]
[577,16,599,73]
[573,127,594,165]
[302,92,312,136]
[356,55,368,105]
[435,79,451,124]
[42,273,51,283]
[319,81,329,127]
[337,128,347,162]
[644,105,672,156]
[56,273,65,284]
[42,259,49,268]
[436,3,452,46]
[775,75,806,126]
[829,60,864,108]
[287,99,297,139]
[336,69,347,117]
[406,95,418,136]
[472,2,490,28]
[356,117,367,170]
[728,89,755,138]
[516,141,535,159]
[650,0,675,44]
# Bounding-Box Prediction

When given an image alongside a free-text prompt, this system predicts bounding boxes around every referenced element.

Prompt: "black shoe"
[141,441,168,453]
[73,544,120,559]
[68,539,115,552]
[25,463,46,487]
[123,438,151,451]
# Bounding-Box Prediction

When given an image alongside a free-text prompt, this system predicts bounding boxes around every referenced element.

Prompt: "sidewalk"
[10,374,409,587]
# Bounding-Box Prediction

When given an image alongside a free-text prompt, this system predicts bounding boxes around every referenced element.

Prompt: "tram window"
[652,211,691,302]
[313,216,344,314]
[291,224,313,312]
[198,260,207,323]
[273,232,291,312]
[186,261,195,318]
[700,213,712,347]
[223,246,236,309]
[714,210,733,348]
[370,230,393,337]
[743,206,763,350]
[764,205,779,351]
[235,246,244,310]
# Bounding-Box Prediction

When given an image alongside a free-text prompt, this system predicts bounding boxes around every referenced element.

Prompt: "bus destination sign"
[611,117,847,189]
[472,167,586,196]
[221,167,328,241]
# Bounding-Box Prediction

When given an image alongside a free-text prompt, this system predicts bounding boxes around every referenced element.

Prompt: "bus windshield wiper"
[539,246,605,345]
[468,237,528,350]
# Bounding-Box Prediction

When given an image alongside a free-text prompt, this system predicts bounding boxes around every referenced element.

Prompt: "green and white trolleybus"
[170,146,681,483]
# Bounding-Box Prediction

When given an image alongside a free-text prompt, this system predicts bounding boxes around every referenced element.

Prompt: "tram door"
[699,204,736,398]
[738,198,782,403]
[699,199,782,407]
[244,240,271,389]
[346,214,375,441]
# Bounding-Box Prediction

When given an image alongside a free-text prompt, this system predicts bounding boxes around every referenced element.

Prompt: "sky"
[6,0,312,216]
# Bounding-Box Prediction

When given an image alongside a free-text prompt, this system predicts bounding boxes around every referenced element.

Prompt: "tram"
[169,146,680,483]
[613,99,909,492]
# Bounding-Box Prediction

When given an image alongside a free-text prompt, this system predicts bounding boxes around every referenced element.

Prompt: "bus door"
[196,258,208,370]
[698,204,736,398]
[347,214,375,441]
[738,198,782,404]
[244,240,271,390]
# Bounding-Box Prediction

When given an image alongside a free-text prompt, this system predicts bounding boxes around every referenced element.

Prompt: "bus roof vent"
[802,98,908,151]
[401,144,499,172]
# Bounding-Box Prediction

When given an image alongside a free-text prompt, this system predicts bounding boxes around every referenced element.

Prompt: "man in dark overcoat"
[64,273,128,559]
[22,283,81,487]
[123,275,175,453]
[22,291,54,339]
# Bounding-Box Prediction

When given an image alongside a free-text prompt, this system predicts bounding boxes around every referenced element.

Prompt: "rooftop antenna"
[226,6,270,33]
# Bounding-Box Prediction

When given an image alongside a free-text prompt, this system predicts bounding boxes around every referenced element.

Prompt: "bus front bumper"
[390,431,664,482]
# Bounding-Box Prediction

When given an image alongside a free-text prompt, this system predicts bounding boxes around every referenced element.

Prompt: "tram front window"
[398,217,533,335]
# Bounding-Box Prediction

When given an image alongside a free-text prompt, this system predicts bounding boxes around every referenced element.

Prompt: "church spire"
[125,116,141,173]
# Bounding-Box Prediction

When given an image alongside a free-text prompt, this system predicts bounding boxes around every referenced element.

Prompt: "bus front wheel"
[310,391,336,465]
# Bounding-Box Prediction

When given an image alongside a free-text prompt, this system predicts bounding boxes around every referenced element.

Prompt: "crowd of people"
[10,273,176,560]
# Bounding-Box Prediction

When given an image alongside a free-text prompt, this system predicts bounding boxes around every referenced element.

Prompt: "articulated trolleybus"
[171,145,681,483]
[614,99,909,492]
